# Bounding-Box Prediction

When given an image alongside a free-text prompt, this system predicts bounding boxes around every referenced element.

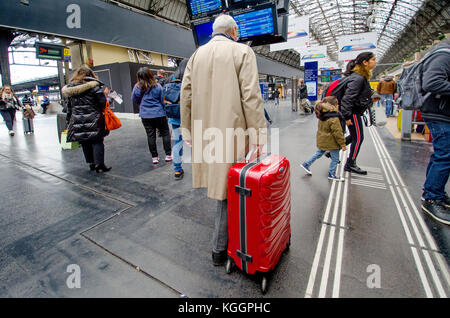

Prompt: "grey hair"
[212,14,237,35]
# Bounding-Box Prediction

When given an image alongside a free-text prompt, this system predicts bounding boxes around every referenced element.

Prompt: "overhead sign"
[338,32,377,61]
[35,42,67,60]
[270,15,309,52]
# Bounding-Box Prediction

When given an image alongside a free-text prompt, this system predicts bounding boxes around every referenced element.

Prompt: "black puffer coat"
[338,68,373,120]
[62,77,109,142]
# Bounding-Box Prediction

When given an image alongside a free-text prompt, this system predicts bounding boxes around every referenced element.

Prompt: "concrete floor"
[0,100,448,298]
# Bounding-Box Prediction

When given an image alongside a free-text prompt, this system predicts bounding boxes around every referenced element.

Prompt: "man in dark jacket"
[377,75,397,117]
[298,79,309,114]
[421,42,450,225]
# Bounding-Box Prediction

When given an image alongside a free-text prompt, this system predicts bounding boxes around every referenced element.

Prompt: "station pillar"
[0,29,15,86]
[292,77,298,112]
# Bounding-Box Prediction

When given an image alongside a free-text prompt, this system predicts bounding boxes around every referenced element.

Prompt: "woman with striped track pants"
[339,52,377,175]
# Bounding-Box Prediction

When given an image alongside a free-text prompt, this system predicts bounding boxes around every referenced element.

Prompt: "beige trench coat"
[180,35,267,201]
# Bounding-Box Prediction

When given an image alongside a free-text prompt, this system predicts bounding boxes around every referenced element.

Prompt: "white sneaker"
[9,130,14,136]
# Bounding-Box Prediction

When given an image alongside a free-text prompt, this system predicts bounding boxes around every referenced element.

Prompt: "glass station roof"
[290,0,427,63]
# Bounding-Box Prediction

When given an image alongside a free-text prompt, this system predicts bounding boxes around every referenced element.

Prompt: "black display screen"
[188,0,223,19]
[233,5,276,41]
[193,20,215,46]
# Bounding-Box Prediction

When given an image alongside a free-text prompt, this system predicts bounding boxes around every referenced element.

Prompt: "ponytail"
[343,51,375,76]
[343,60,357,76]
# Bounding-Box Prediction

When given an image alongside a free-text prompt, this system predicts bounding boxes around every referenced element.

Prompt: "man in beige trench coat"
[180,14,267,266]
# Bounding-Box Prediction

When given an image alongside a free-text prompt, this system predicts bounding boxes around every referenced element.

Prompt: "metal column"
[292,77,298,112]
[401,109,412,141]
[0,29,15,86]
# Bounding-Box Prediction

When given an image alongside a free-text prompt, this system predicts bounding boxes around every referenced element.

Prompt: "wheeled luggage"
[226,152,291,294]
[23,118,34,134]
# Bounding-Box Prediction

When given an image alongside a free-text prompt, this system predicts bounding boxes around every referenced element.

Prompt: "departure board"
[233,7,275,40]
[189,0,223,18]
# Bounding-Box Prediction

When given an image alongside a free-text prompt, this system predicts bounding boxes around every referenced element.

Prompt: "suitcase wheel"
[225,257,233,274]
[261,276,269,294]
[285,235,291,252]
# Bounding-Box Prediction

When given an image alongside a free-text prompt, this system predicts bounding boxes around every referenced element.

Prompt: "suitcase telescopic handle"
[245,144,269,163]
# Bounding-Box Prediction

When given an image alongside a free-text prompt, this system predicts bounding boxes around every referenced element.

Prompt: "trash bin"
[57,113,67,143]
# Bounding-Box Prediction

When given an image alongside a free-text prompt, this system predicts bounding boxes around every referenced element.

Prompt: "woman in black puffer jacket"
[339,52,377,175]
[62,66,111,173]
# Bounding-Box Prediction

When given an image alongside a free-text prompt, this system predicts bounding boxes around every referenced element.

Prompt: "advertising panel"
[298,45,328,67]
[338,32,377,61]
[269,15,309,52]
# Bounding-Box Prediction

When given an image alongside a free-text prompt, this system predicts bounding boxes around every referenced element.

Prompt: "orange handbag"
[104,101,122,130]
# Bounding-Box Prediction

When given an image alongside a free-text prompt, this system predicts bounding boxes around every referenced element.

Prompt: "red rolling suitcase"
[226,152,291,294]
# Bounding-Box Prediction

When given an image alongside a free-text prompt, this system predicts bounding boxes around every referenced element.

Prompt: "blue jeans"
[304,149,340,176]
[380,94,393,116]
[423,120,450,201]
[0,108,16,131]
[171,124,183,172]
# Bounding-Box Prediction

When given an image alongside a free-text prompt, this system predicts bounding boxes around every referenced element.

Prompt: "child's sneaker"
[152,157,159,164]
[328,173,345,182]
[174,170,184,180]
[165,155,173,162]
[301,163,312,175]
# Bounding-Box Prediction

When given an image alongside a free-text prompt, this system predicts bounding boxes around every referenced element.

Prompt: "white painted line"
[351,174,384,181]
[358,166,382,173]
[372,127,447,298]
[372,129,406,187]
[395,186,426,249]
[403,189,438,251]
[390,185,433,297]
[411,247,434,298]
[350,179,387,188]
[304,175,338,298]
[370,129,398,186]
[367,129,392,185]
[369,127,434,297]
[318,151,346,298]
[332,170,349,298]
[422,250,447,298]
[350,182,387,190]
[434,252,450,289]
[305,150,345,298]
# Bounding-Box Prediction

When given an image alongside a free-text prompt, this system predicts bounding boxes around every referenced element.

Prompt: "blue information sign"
[304,61,318,102]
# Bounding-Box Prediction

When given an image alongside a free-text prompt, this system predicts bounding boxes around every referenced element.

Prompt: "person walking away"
[22,94,33,108]
[298,79,309,114]
[300,96,346,181]
[163,59,188,180]
[62,66,111,173]
[180,14,267,266]
[420,41,450,225]
[156,69,168,87]
[132,67,172,165]
[338,52,376,175]
[274,89,280,106]
[264,108,273,125]
[377,75,396,117]
[0,85,21,136]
